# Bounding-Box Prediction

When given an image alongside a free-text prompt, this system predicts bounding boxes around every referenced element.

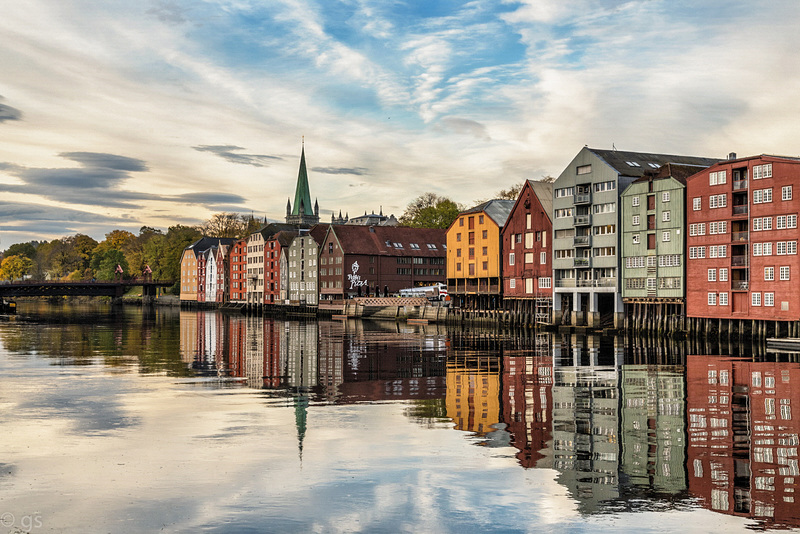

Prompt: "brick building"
[686,155,800,325]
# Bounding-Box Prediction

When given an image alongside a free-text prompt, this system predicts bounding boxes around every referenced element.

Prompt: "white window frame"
[708,293,717,306]
[783,186,793,201]
[693,197,701,211]
[719,292,728,306]
[719,268,728,282]
[752,292,762,306]
[632,215,640,226]
[781,266,790,281]
[765,292,775,307]
[662,231,670,242]
[662,191,670,203]
[765,266,774,281]
[662,210,671,222]
[708,269,716,282]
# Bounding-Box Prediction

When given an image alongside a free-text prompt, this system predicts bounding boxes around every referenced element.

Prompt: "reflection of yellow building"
[179,310,198,364]
[445,365,501,435]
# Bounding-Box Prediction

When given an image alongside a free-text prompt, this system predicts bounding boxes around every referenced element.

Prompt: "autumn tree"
[399,193,462,229]
[0,255,34,280]
[4,242,37,260]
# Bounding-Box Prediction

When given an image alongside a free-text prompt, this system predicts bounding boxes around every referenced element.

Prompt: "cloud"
[0,101,22,123]
[436,117,490,140]
[311,166,369,176]
[193,145,283,167]
[60,152,149,172]
[146,0,188,25]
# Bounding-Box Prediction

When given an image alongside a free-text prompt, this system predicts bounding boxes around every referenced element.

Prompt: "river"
[0,302,798,533]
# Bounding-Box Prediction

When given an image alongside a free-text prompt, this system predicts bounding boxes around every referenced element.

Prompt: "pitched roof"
[528,180,553,222]
[587,148,721,177]
[461,199,515,228]
[328,225,447,257]
[272,230,299,247]
[185,236,237,256]
[633,162,704,185]
[256,222,300,239]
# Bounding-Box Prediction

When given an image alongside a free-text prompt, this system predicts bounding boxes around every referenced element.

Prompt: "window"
[778,215,788,229]
[540,252,546,264]
[708,293,717,306]
[719,268,728,281]
[482,229,487,239]
[509,278,516,289]
[709,194,727,208]
[593,203,615,214]
[693,197,701,210]
[719,292,728,306]
[662,231,671,242]
[555,187,574,198]
[708,269,716,282]
[456,233,461,242]
[765,267,774,281]
[593,224,616,235]
[632,234,640,244]
[509,253,515,265]
[632,215,640,226]
[753,163,772,179]
[576,164,592,174]
[790,214,798,228]
[662,210,671,222]
[781,266,790,280]
[752,292,762,306]
[765,292,775,307]
[482,246,488,256]
[555,208,573,218]
[783,186,793,201]
[662,191,670,202]
[632,196,640,207]
[709,170,727,185]
[594,181,615,192]
[538,277,551,289]
[754,188,773,204]
[525,253,534,263]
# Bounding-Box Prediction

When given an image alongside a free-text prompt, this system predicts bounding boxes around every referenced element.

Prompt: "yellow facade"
[445,365,501,435]
[446,211,502,283]
[180,249,199,302]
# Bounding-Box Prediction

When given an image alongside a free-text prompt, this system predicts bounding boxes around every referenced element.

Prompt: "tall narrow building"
[286,142,320,226]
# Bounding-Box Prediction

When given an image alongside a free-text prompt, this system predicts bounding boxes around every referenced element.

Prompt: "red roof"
[329,226,446,257]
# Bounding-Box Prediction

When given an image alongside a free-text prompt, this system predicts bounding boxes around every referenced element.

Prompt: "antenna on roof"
[612,143,617,151]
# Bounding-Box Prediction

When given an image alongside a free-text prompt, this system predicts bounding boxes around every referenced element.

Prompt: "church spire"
[286,138,319,225]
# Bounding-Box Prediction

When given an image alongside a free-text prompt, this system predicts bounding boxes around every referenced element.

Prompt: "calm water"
[0,302,798,533]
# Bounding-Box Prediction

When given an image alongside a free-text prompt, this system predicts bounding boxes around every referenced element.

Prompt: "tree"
[91,249,129,281]
[495,181,525,200]
[399,193,462,229]
[202,213,246,238]
[0,255,34,280]
[4,242,37,260]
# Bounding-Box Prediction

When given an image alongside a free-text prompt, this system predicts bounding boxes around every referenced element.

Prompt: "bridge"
[0,280,174,300]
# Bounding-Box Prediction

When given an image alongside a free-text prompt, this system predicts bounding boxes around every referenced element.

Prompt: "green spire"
[292,142,313,217]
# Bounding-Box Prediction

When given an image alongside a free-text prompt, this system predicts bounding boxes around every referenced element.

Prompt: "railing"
[733,179,748,190]
[733,205,748,215]
[573,235,591,247]
[731,255,748,267]
[554,278,616,288]
[732,231,749,242]
[574,257,591,268]
[574,214,591,226]
[732,280,749,291]
[574,193,591,204]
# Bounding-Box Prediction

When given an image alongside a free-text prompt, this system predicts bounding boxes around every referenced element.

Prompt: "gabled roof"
[271,230,299,247]
[633,162,708,186]
[461,199,515,228]
[184,236,237,257]
[256,222,300,239]
[528,180,554,222]
[587,148,721,178]
[326,226,447,257]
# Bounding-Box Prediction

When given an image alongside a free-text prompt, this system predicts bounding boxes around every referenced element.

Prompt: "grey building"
[551,147,719,328]
[286,225,328,305]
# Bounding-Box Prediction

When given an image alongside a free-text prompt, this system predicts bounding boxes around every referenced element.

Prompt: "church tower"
[286,139,320,226]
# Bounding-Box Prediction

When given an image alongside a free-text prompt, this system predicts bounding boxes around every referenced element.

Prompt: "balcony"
[574,193,591,205]
[573,235,591,247]
[574,257,591,268]
[574,214,591,226]
[555,278,616,288]
[731,255,748,267]
[732,231,749,242]
[732,280,749,291]
[733,205,748,216]
[733,179,748,191]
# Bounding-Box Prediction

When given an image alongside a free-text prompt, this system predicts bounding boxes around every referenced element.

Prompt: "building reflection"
[687,354,800,529]
[177,313,800,528]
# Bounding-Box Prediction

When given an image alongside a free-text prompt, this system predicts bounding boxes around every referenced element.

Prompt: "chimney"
[728,152,737,160]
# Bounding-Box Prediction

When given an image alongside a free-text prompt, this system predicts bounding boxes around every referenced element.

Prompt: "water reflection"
[4,304,800,531]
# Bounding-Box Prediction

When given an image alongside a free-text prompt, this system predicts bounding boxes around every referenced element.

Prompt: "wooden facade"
[446,199,514,309]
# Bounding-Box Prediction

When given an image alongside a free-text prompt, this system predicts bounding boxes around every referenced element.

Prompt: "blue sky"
[1,0,799,247]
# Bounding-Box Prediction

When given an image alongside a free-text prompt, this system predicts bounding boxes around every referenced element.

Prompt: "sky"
[1,0,799,248]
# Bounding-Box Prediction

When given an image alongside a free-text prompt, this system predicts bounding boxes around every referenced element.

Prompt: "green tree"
[4,242,37,260]
[0,255,34,280]
[399,193,462,229]
[91,249,129,281]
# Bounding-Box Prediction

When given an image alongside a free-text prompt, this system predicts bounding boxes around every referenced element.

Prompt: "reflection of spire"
[294,393,308,464]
